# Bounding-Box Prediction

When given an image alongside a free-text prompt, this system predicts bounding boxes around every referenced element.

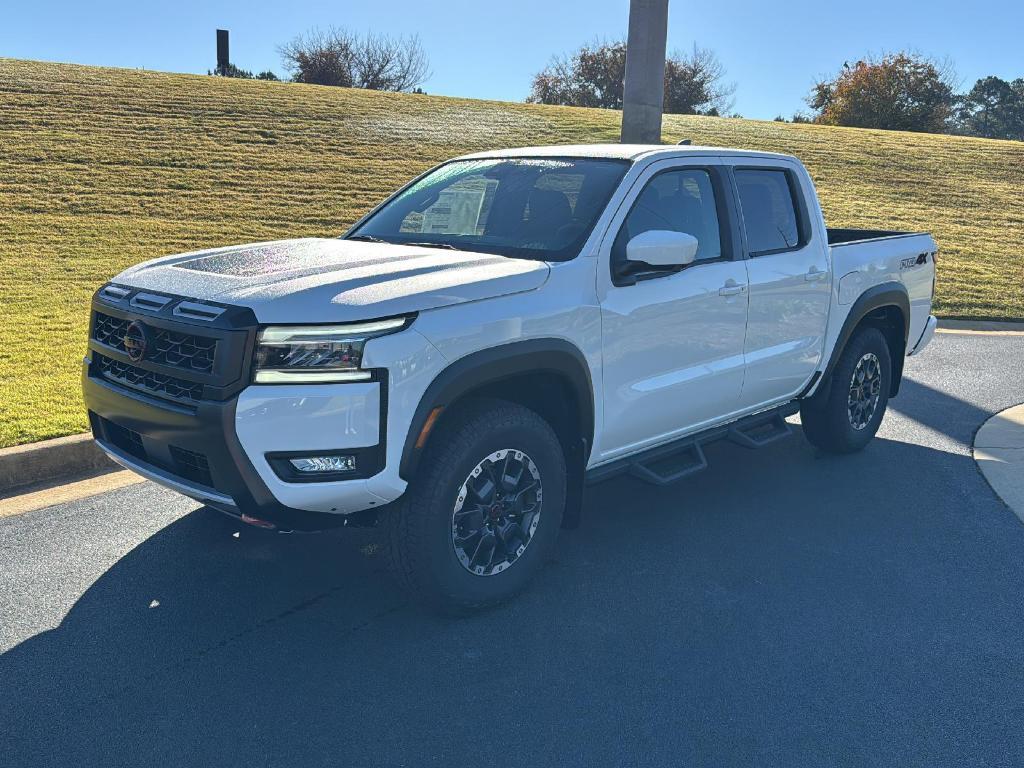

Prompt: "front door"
[596,159,749,462]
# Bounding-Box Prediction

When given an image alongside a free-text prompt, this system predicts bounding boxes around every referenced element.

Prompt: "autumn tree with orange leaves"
[809,53,956,133]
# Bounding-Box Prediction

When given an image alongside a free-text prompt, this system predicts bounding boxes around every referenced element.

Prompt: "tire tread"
[381,398,564,613]
[800,326,892,454]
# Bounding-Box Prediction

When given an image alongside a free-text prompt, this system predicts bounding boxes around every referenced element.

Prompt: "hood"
[114,238,550,323]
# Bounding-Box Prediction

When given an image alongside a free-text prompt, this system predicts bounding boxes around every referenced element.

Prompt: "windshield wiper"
[348,236,461,251]
[405,241,461,251]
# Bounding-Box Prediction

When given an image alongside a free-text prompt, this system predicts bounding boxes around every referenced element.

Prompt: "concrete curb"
[938,319,1024,334]
[0,433,115,495]
[973,404,1024,524]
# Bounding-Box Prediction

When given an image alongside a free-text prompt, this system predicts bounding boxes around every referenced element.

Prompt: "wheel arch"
[399,339,595,528]
[816,282,910,400]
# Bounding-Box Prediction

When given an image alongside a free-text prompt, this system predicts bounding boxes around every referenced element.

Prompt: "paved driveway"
[2,333,1023,767]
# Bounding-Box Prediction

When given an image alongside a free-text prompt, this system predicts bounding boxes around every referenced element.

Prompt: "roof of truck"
[456,143,797,163]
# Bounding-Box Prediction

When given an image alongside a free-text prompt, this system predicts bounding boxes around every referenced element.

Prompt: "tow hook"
[240,513,277,530]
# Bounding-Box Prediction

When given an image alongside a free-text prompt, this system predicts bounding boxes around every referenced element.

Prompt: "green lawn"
[1,58,1022,447]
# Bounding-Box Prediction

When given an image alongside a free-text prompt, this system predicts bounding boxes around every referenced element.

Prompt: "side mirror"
[626,230,699,268]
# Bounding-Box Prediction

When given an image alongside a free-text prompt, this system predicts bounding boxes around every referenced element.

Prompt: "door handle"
[719,280,747,297]
[804,267,828,282]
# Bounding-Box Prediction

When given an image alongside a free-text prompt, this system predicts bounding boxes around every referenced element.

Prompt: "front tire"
[382,399,566,614]
[800,326,892,454]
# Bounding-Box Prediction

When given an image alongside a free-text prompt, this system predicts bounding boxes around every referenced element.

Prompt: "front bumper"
[84,361,392,531]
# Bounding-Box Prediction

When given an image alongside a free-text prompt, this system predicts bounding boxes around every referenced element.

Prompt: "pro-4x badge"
[901,253,929,270]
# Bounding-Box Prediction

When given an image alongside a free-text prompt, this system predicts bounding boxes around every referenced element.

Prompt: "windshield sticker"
[420,182,493,235]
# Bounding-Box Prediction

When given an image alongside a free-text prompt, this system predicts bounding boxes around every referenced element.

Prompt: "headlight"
[253,317,410,384]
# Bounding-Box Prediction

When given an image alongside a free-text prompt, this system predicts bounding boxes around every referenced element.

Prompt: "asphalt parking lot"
[2,332,1023,767]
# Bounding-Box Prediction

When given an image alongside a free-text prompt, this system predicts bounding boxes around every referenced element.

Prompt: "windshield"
[346,157,630,261]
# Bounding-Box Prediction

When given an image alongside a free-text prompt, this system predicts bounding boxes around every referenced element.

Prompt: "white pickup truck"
[84,144,937,611]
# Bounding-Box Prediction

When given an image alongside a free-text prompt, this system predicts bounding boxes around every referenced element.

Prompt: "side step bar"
[629,441,708,487]
[586,402,798,487]
[727,411,792,449]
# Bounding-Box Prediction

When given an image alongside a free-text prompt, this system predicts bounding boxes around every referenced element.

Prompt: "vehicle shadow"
[4,420,1024,766]
[887,376,995,447]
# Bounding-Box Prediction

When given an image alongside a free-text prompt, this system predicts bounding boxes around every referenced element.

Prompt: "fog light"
[289,455,356,473]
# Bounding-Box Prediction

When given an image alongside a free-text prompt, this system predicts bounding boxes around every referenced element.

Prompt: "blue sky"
[3,0,1021,119]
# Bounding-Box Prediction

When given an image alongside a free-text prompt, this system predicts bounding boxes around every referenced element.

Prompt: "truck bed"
[827,228,926,246]
[826,228,937,358]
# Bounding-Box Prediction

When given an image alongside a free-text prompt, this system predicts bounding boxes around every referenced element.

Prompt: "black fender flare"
[399,338,595,482]
[814,281,910,400]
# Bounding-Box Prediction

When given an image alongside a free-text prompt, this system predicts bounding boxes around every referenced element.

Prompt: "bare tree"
[528,39,627,110]
[528,39,734,116]
[279,28,357,87]
[663,46,735,116]
[280,27,430,92]
[354,32,430,91]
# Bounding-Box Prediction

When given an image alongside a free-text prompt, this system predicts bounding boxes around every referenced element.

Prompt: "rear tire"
[800,326,892,454]
[382,398,565,614]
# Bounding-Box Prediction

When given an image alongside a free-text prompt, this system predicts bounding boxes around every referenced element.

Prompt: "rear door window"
[734,169,802,255]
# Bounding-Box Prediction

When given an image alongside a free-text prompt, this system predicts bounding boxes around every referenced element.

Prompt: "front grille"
[90,285,258,403]
[169,445,214,488]
[151,326,217,373]
[96,353,204,402]
[92,311,217,374]
[93,312,129,351]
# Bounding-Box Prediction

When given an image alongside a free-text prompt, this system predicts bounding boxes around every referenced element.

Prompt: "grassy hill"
[1,58,1022,447]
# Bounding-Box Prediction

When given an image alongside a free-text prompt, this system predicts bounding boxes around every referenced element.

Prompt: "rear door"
[731,160,831,407]
[596,158,749,461]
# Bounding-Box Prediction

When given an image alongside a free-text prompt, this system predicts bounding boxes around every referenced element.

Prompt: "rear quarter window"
[735,169,803,255]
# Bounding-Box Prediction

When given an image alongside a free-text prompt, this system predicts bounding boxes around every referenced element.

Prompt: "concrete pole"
[620,0,669,144]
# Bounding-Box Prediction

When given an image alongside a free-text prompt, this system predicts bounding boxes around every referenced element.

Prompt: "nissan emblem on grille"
[123,320,150,362]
